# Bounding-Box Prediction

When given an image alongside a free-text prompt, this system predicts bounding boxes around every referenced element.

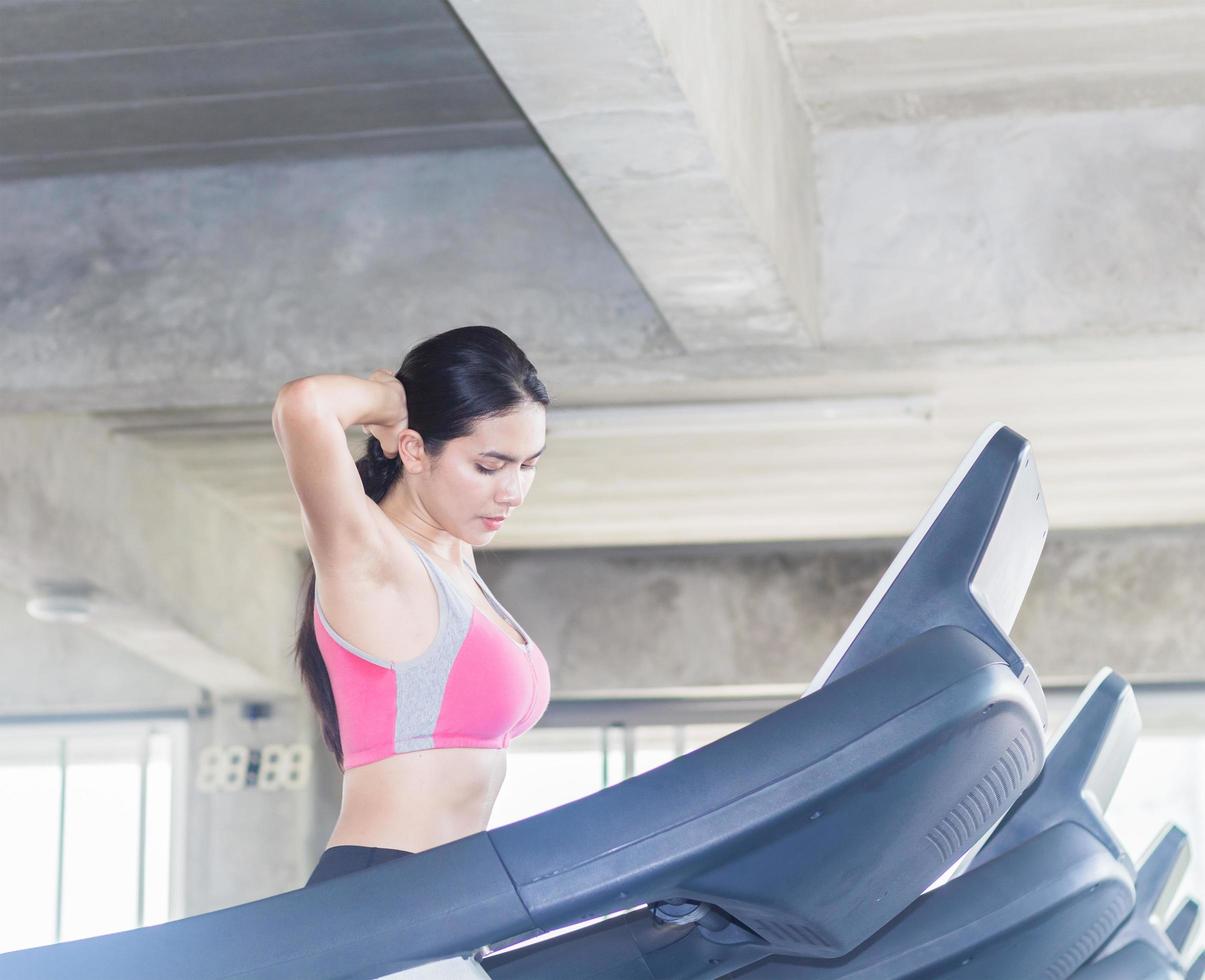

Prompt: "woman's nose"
[498,472,523,507]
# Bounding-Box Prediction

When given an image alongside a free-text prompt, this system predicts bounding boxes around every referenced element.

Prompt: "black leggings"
[304,845,414,888]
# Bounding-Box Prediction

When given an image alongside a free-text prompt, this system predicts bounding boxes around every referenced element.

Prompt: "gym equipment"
[482,422,1052,979]
[723,669,1140,978]
[0,424,1061,979]
[1075,825,1193,979]
[1167,899,1200,957]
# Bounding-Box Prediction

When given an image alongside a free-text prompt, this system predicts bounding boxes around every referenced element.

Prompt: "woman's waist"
[341,745,507,809]
[331,752,505,852]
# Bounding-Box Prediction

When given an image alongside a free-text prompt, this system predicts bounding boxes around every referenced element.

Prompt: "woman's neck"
[378,485,463,565]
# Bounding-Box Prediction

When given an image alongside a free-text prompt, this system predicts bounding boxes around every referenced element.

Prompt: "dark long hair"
[293,326,550,769]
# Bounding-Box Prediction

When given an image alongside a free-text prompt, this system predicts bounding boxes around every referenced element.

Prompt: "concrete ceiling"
[93,351,1205,552]
[439,0,1205,546]
[5,0,1205,554]
[0,0,534,179]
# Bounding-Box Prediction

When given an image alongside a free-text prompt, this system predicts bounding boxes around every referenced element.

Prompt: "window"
[0,717,187,954]
[1106,732,1205,911]
[488,719,745,829]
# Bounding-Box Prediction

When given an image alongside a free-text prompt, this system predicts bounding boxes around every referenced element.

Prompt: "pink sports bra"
[313,540,551,769]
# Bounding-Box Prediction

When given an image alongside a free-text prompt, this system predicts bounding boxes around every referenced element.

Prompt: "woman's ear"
[397,429,426,474]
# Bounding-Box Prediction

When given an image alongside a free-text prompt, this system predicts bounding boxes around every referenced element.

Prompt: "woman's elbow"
[272,377,322,433]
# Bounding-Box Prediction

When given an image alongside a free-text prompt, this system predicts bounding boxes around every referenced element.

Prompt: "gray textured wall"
[184,698,313,915]
[0,587,196,711]
[479,526,1205,691]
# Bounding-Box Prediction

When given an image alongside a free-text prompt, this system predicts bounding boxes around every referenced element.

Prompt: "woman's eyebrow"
[480,445,546,463]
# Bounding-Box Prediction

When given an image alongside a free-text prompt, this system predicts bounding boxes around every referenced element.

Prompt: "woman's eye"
[476,462,537,474]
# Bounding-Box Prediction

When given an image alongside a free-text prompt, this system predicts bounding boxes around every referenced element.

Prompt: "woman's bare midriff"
[325,746,508,853]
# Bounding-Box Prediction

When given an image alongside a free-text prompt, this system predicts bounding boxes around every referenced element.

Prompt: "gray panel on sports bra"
[394,543,473,754]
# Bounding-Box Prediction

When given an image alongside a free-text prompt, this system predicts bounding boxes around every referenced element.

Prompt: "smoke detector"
[26,582,96,624]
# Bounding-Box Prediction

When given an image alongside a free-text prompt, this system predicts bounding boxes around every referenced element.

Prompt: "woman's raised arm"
[271,372,407,571]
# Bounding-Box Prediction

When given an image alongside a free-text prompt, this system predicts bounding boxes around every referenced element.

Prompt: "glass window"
[633,725,679,776]
[490,727,606,829]
[0,737,61,953]
[1106,732,1205,914]
[59,736,144,942]
[0,721,182,954]
[489,720,749,829]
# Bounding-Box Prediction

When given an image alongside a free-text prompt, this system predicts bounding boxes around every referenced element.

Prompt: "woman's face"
[424,400,546,545]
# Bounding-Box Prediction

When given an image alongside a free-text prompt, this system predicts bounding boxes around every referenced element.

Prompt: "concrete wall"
[817,105,1205,348]
[479,525,1205,691]
[0,587,197,712]
[184,697,313,914]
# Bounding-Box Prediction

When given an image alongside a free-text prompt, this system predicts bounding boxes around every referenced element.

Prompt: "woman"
[271,326,551,888]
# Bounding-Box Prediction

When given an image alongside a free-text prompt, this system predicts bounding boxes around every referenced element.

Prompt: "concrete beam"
[768,1,1205,128]
[0,412,299,696]
[5,128,1205,412]
[0,147,672,415]
[448,0,818,351]
[86,354,1205,552]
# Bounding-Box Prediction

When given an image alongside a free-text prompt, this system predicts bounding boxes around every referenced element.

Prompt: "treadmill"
[1167,900,1200,964]
[726,668,1141,978]
[1075,825,1194,979]
[0,425,1050,979]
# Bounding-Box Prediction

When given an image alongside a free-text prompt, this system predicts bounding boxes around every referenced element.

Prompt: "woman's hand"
[361,369,409,458]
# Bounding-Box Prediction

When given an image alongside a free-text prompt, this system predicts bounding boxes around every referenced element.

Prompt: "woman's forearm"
[273,373,406,431]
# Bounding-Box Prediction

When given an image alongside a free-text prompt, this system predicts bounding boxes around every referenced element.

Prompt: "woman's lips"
[482,516,506,529]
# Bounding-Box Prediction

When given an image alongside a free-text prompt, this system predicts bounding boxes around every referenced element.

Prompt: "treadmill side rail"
[488,627,1044,960]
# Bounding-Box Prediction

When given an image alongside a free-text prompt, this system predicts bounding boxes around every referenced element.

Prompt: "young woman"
[271,326,551,887]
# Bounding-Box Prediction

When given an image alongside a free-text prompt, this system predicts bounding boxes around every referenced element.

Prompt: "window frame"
[0,710,190,938]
